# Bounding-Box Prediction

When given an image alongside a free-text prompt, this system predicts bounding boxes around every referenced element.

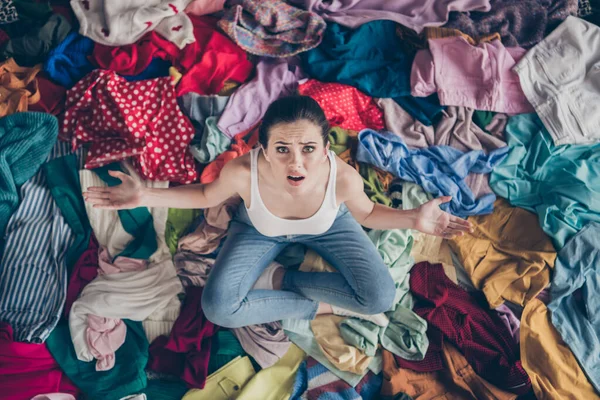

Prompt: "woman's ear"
[324,142,330,156]
[261,145,271,163]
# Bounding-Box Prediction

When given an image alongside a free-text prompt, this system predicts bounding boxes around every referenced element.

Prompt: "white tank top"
[245,147,340,237]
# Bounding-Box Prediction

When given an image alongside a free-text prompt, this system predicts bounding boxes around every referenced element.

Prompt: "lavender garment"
[173,250,215,288]
[217,58,305,138]
[290,0,491,33]
[495,304,521,343]
[232,322,292,368]
[444,0,578,48]
[377,99,507,199]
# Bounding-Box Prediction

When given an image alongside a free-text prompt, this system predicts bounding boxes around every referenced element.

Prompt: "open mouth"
[287,175,305,182]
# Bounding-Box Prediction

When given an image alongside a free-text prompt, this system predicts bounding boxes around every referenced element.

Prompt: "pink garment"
[86,315,127,371]
[98,248,148,275]
[185,0,225,15]
[31,394,76,400]
[411,37,534,114]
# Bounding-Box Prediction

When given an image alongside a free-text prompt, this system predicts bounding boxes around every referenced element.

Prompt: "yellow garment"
[0,58,41,117]
[521,299,600,400]
[237,344,305,400]
[300,250,373,374]
[449,199,556,308]
[169,66,183,86]
[182,356,256,400]
[411,232,457,284]
[218,79,242,96]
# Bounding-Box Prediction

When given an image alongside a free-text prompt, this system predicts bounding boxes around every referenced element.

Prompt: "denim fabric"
[548,222,600,392]
[201,204,397,328]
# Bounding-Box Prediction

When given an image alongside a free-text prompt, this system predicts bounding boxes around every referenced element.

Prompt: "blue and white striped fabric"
[0,142,76,343]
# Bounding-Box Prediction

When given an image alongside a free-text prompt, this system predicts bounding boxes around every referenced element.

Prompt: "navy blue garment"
[548,222,600,392]
[356,129,509,218]
[302,21,443,125]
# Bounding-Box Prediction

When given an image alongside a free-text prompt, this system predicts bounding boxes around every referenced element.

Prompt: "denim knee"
[361,275,397,314]
[201,287,246,329]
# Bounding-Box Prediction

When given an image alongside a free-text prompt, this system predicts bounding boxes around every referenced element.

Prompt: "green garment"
[4,14,71,66]
[339,319,379,357]
[94,163,158,260]
[0,112,58,253]
[145,379,189,400]
[191,116,232,164]
[472,110,495,133]
[489,113,600,249]
[46,320,149,400]
[43,153,91,275]
[328,126,392,206]
[166,208,202,255]
[208,330,247,375]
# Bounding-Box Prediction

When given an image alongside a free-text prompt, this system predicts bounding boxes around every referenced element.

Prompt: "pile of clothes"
[1,0,599,399]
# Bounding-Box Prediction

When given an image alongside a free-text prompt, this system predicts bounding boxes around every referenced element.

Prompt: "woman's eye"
[303,146,315,153]
[276,147,289,153]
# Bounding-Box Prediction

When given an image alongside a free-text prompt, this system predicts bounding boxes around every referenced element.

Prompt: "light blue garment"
[201,204,396,328]
[356,129,509,217]
[490,113,600,249]
[548,222,600,392]
[0,142,74,343]
[282,318,382,387]
[192,116,232,164]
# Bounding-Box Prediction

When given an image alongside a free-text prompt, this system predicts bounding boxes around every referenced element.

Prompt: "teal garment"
[93,163,158,259]
[46,319,149,400]
[44,153,91,275]
[379,304,429,361]
[302,21,443,125]
[489,113,600,249]
[472,110,495,133]
[145,379,189,400]
[165,208,202,255]
[0,112,58,253]
[190,116,232,164]
[208,330,247,375]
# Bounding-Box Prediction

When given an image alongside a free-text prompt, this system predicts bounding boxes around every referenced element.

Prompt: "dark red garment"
[148,286,218,389]
[0,29,9,48]
[91,15,253,97]
[408,262,531,395]
[0,323,80,400]
[64,234,99,318]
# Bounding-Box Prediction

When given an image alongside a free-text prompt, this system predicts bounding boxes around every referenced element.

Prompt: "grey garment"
[173,250,215,288]
[178,93,229,143]
[548,222,600,392]
[4,14,72,66]
[514,16,600,145]
[217,58,305,138]
[450,249,478,292]
[377,99,507,199]
[231,322,291,369]
[444,0,578,48]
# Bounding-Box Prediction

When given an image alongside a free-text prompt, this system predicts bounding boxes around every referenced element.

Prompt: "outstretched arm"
[83,159,244,210]
[341,165,472,238]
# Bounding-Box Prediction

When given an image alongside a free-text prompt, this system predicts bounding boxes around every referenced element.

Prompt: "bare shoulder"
[334,156,364,203]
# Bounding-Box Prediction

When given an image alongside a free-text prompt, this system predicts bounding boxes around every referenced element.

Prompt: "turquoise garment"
[145,379,189,400]
[489,114,600,249]
[302,21,443,125]
[93,164,158,259]
[46,320,149,400]
[191,116,232,164]
[208,330,247,375]
[44,153,91,275]
[548,222,600,392]
[0,112,58,253]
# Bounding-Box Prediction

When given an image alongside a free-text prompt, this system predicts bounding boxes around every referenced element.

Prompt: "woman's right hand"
[83,170,144,210]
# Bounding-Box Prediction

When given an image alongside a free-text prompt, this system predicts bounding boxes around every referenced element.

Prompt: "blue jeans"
[202,204,396,328]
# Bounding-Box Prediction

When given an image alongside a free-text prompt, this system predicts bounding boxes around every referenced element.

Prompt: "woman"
[84,95,472,328]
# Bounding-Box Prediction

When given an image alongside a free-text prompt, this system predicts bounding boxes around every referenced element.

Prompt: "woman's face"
[263,119,330,193]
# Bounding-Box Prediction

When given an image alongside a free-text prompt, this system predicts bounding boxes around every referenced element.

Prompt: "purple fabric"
[217,58,305,138]
[291,0,491,33]
[231,322,291,369]
[495,304,521,344]
[444,0,578,48]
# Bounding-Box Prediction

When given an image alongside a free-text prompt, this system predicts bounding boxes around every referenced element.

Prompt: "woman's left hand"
[414,196,473,238]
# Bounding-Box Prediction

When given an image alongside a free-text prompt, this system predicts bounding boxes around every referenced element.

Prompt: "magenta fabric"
[409,262,531,395]
[148,286,218,388]
[411,37,533,114]
[0,323,80,400]
[64,234,99,318]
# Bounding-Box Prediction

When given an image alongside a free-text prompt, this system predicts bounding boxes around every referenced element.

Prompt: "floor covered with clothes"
[1,0,600,399]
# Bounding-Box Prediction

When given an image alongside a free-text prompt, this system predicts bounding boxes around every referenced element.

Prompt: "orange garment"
[381,343,516,400]
[0,58,41,117]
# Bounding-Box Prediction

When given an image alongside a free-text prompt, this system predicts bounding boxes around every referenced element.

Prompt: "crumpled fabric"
[0,58,41,117]
[64,70,198,183]
[218,0,326,57]
[173,250,215,287]
[44,32,95,89]
[232,322,291,369]
[299,79,384,132]
[356,129,509,218]
[86,315,126,371]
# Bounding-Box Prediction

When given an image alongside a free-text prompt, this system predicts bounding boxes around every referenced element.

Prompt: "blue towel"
[44,32,95,88]
[356,129,509,218]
